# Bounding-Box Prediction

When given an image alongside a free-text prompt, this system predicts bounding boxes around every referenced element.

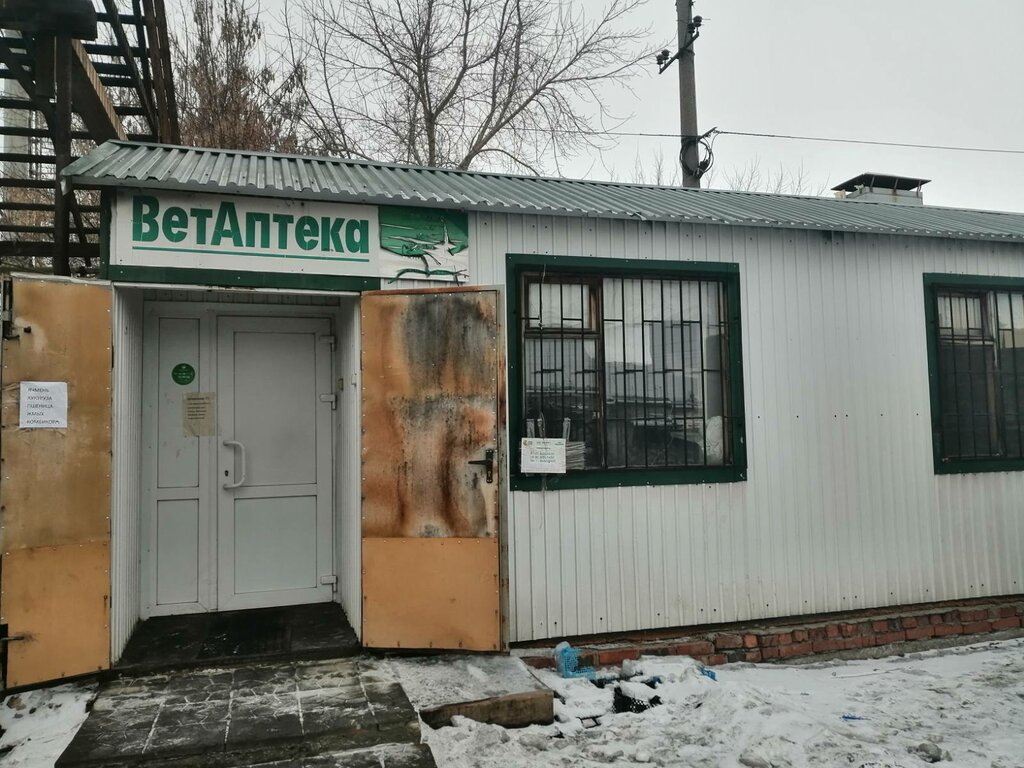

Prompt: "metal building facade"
[61,143,1024,648]
[469,213,1024,643]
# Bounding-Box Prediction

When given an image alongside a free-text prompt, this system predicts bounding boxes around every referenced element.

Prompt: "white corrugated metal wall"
[468,213,1024,643]
[111,287,144,660]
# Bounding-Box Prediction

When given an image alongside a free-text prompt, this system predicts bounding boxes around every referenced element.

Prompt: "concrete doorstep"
[57,657,434,768]
[391,655,554,730]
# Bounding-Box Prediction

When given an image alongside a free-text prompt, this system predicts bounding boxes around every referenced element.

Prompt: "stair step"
[57,659,427,768]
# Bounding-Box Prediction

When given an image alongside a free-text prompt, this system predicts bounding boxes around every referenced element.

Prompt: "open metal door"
[0,275,112,687]
[361,287,503,651]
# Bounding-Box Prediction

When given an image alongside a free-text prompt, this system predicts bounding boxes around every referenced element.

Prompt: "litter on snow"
[423,638,1024,768]
[554,641,595,680]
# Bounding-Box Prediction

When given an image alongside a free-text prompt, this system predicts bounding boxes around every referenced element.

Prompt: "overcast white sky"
[605,0,1024,212]
[254,0,1024,212]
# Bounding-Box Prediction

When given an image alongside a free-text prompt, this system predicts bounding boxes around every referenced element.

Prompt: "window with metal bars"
[509,255,746,489]
[928,281,1024,470]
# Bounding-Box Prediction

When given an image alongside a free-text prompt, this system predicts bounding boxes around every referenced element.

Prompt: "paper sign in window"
[520,438,567,474]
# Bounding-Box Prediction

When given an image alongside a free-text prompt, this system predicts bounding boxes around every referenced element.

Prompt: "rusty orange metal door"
[361,287,502,650]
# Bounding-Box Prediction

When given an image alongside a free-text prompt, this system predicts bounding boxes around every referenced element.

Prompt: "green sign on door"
[171,363,196,386]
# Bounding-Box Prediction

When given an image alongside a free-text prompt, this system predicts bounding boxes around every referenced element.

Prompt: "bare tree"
[172,0,303,151]
[704,158,829,196]
[282,0,654,173]
[628,148,680,186]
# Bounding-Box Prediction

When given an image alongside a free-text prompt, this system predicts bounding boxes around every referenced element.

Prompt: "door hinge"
[319,392,337,409]
[318,334,336,350]
[319,574,338,589]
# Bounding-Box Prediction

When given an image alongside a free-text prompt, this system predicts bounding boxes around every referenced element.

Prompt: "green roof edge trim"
[63,142,1024,246]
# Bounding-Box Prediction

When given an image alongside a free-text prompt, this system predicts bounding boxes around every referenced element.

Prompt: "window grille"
[934,288,1024,461]
[520,273,734,472]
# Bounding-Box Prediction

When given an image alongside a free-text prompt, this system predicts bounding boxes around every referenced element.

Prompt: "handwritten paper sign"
[520,438,567,474]
[19,381,68,428]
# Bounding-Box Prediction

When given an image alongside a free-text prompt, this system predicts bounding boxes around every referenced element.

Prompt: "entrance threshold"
[116,603,359,674]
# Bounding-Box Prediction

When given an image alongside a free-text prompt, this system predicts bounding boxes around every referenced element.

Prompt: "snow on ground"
[394,655,547,711]
[0,682,96,768]
[424,639,1024,768]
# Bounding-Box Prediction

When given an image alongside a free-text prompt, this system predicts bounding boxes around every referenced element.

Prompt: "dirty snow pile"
[424,639,1024,768]
[0,682,96,768]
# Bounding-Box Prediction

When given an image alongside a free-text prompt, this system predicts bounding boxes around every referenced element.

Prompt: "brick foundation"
[517,597,1024,669]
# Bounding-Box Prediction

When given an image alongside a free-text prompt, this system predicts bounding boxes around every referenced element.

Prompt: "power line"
[294,109,1024,156]
[715,130,1024,157]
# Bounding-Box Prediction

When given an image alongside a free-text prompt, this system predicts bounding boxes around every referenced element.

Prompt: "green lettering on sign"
[133,195,160,242]
[212,201,244,247]
[128,195,377,266]
[171,363,196,386]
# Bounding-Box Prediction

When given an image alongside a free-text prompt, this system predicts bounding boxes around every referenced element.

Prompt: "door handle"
[467,448,495,484]
[223,440,247,489]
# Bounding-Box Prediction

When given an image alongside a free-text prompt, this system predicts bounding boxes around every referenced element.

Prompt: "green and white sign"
[379,206,468,283]
[112,190,470,284]
[171,363,195,385]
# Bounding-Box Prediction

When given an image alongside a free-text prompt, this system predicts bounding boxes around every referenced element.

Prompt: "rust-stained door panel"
[361,287,503,651]
[0,276,113,687]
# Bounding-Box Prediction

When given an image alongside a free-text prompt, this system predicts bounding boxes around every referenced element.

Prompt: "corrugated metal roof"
[64,140,1024,244]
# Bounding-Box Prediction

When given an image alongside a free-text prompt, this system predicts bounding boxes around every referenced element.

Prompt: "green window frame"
[507,253,747,491]
[924,273,1024,474]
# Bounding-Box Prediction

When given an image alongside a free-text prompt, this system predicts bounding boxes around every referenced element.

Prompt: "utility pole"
[676,0,700,188]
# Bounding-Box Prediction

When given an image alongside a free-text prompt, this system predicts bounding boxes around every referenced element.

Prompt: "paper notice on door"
[183,392,216,437]
[520,437,567,474]
[19,381,68,428]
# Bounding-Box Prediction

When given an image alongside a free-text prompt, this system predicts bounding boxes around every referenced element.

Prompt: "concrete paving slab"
[393,654,554,728]
[226,694,304,747]
[64,707,159,764]
[296,688,371,732]
[393,654,549,706]
[57,657,430,768]
[294,660,361,692]
[145,699,231,762]
[248,743,435,768]
[231,666,298,698]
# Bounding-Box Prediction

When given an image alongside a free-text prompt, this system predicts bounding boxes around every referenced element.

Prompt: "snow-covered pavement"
[0,682,96,768]
[425,639,1024,767]
[2,639,1022,767]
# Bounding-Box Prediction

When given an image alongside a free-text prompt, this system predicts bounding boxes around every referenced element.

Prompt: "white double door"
[143,308,335,615]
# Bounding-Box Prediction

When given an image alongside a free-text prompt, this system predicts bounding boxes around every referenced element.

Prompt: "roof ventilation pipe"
[832,173,930,206]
